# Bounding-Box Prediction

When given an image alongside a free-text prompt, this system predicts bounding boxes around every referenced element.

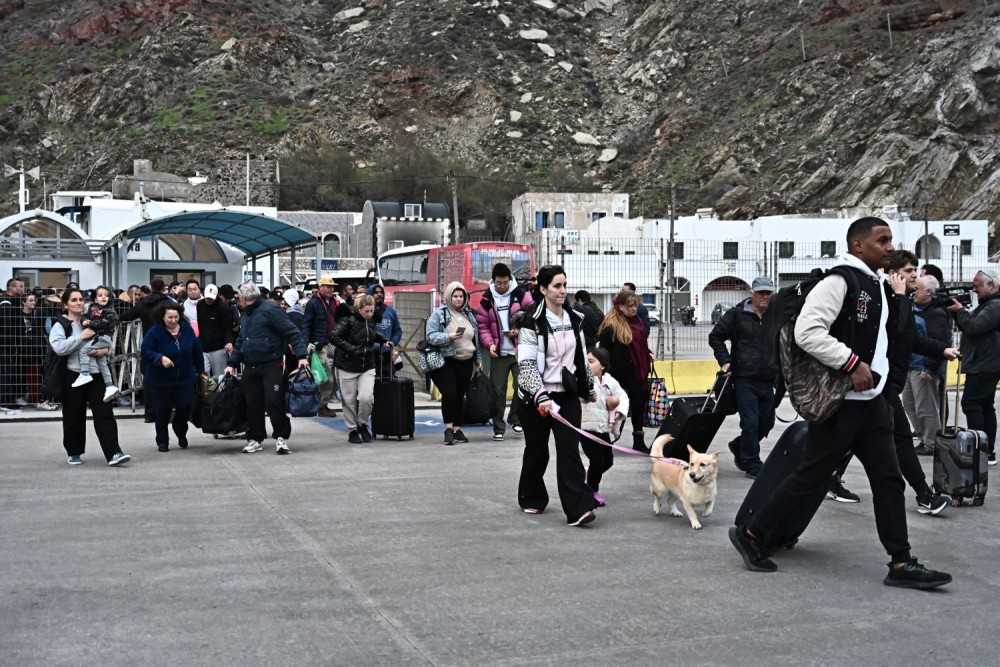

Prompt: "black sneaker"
[916,492,948,515]
[826,478,861,503]
[348,429,363,444]
[913,444,934,456]
[883,558,952,589]
[178,437,188,449]
[358,424,372,443]
[728,438,750,472]
[443,429,455,446]
[745,467,761,480]
[453,429,469,443]
[989,452,997,466]
[728,525,777,572]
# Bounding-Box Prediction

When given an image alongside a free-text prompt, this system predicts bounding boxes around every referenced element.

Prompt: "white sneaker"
[103,386,120,403]
[242,440,263,453]
[276,437,290,455]
[15,397,28,406]
[35,401,60,411]
[71,373,93,388]
[1,406,22,416]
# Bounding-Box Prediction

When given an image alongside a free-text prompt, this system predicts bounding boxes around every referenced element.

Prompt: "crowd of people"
[4,226,997,589]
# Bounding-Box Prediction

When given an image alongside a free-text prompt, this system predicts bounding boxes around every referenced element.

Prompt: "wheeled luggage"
[933,360,988,506]
[734,421,830,554]
[371,357,415,440]
[200,374,248,436]
[655,372,734,460]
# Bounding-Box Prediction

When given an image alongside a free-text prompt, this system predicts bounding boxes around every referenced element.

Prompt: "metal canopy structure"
[125,209,318,257]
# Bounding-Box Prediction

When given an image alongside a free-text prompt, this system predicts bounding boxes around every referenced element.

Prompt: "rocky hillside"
[1,0,998,239]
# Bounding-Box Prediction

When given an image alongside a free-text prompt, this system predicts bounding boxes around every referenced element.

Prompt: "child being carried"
[71,286,120,402]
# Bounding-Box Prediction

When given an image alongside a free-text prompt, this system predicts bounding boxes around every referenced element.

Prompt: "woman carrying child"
[579,346,629,507]
[70,286,120,403]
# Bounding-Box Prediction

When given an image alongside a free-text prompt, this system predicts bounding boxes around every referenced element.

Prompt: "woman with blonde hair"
[598,289,653,453]
[331,293,386,443]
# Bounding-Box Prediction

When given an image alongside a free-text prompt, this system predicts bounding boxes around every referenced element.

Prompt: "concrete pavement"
[1,400,999,666]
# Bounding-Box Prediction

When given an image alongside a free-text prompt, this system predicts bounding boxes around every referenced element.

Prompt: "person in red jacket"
[476,263,533,441]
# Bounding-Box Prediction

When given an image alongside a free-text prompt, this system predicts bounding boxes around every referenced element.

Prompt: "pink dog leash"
[546,407,689,468]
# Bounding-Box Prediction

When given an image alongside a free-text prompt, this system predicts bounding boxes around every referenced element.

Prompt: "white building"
[520,202,994,322]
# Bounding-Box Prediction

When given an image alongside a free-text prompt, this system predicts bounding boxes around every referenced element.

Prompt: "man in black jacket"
[574,290,604,348]
[225,281,308,455]
[196,284,233,376]
[301,277,339,417]
[709,276,776,477]
[948,268,1000,465]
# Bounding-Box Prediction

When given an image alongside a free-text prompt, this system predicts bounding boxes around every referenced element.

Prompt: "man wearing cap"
[708,275,777,477]
[947,268,1000,466]
[197,284,234,376]
[302,276,340,417]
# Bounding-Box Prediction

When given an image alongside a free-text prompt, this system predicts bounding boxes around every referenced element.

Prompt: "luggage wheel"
[409,435,414,440]
[972,496,985,507]
[951,497,964,507]
[213,434,218,440]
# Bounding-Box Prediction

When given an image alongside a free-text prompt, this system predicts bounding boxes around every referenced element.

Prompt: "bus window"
[471,249,532,284]
[378,250,430,286]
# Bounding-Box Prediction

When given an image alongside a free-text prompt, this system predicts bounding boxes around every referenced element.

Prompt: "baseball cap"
[204,284,219,300]
[751,276,775,292]
[283,289,300,308]
[318,276,337,287]
[219,284,236,299]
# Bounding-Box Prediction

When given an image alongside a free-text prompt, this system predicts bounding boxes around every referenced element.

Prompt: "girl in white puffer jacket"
[580,347,630,507]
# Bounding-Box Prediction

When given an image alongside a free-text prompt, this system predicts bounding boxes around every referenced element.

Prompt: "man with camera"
[903,275,952,456]
[947,269,1000,466]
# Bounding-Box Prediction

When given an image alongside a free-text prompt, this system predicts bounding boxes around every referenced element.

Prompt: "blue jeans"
[735,379,775,468]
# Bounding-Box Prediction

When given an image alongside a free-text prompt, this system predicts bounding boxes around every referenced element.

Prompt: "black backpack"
[764,266,860,418]
[41,316,73,401]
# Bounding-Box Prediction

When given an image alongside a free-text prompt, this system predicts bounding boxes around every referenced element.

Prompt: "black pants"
[731,379,776,468]
[886,390,932,497]
[962,372,1000,455]
[430,357,474,426]
[581,430,614,492]
[61,370,122,462]
[748,396,911,562]
[150,383,195,447]
[243,362,291,443]
[621,378,649,444]
[517,392,595,522]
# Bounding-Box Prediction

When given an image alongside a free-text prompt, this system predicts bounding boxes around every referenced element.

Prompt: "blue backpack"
[285,367,321,418]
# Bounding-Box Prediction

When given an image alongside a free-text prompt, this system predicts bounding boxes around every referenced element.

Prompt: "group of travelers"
[7,219,997,590]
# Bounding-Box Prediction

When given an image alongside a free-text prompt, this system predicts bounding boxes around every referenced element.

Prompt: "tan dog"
[649,435,720,530]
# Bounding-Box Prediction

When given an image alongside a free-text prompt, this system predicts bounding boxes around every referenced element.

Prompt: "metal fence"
[528,236,1000,358]
[0,304,142,411]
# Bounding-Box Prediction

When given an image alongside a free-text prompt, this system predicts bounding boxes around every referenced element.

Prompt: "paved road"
[2,406,998,666]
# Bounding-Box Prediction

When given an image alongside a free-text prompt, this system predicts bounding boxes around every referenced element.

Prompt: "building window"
[322,233,341,258]
[404,204,422,218]
[613,212,625,219]
[554,211,565,229]
[778,241,794,259]
[821,240,836,258]
[960,239,972,256]
[587,250,599,255]
[673,242,684,260]
[591,210,607,222]
[535,211,549,230]
[723,242,739,260]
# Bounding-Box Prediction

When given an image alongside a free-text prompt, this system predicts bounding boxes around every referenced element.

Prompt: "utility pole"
[4,161,41,213]
[449,171,459,245]
[668,183,677,361]
[923,203,930,264]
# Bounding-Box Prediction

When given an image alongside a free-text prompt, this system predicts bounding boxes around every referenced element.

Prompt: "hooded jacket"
[331,309,384,373]
[367,284,403,348]
[228,298,307,368]
[476,279,533,353]
[425,281,481,365]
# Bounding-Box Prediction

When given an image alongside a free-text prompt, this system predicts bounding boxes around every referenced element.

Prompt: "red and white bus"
[376,242,535,308]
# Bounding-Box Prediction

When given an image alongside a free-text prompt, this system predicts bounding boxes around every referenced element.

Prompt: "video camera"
[930,284,973,309]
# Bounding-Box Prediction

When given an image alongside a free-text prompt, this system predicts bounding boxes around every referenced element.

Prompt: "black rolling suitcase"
[371,356,415,440]
[734,421,829,554]
[656,372,734,460]
[934,360,988,506]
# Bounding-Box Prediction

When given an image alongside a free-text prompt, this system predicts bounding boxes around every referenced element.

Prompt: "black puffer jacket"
[330,311,384,373]
[708,299,776,382]
[228,298,306,367]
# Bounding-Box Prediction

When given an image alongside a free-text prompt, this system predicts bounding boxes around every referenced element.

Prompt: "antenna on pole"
[4,161,41,213]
